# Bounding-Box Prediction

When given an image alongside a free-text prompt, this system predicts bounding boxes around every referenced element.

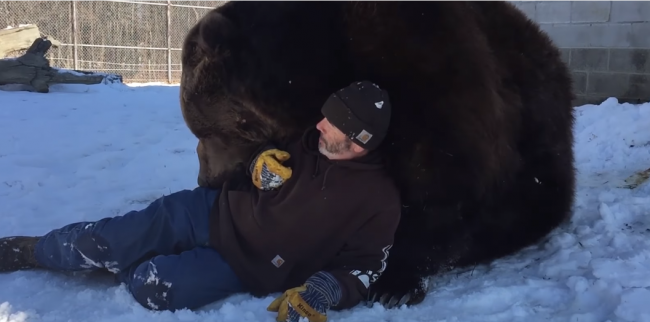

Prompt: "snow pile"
[2,24,33,30]
[0,82,649,322]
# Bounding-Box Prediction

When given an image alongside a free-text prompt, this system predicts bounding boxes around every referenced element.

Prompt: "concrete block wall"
[509,1,650,106]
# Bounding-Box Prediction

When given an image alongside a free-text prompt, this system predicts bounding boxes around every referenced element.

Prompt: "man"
[0,81,401,322]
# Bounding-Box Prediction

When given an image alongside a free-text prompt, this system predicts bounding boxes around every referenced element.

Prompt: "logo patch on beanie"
[356,129,373,144]
[271,255,285,268]
[375,101,384,109]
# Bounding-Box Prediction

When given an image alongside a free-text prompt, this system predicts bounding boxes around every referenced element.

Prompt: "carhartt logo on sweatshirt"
[271,255,285,268]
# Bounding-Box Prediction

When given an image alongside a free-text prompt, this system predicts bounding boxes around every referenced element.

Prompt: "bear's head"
[179,1,516,203]
[179,2,356,188]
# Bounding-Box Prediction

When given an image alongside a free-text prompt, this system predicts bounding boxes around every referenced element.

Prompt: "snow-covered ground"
[0,81,649,322]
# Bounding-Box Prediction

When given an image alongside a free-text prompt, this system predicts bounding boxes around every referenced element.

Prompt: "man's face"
[315,117,366,160]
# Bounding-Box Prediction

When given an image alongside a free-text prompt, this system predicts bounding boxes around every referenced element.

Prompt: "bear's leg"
[366,247,430,308]
[365,195,491,309]
[366,219,470,308]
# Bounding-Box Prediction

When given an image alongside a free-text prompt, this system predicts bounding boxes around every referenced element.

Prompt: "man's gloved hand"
[250,148,293,190]
[267,271,342,322]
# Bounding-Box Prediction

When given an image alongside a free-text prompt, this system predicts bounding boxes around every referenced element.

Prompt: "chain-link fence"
[1,0,226,83]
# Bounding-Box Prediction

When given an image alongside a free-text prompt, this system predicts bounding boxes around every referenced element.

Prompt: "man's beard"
[319,135,352,158]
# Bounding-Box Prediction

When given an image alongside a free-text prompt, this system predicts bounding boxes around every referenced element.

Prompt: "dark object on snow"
[179,1,576,309]
[619,167,650,189]
[0,38,122,93]
[0,236,42,272]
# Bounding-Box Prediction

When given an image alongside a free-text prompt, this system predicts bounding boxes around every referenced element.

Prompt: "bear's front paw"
[365,275,429,309]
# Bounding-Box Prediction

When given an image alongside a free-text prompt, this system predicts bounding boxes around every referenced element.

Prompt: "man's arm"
[325,203,401,310]
[266,203,401,322]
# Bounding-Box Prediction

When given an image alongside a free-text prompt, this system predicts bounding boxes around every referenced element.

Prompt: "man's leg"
[0,187,219,274]
[118,246,245,311]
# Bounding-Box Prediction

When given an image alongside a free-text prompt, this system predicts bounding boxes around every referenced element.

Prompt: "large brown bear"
[179,1,576,309]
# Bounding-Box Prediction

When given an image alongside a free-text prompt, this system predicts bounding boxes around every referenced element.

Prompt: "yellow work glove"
[267,286,327,322]
[267,271,342,322]
[250,148,292,190]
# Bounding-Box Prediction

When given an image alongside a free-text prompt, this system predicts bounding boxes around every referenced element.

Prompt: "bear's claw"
[365,291,413,309]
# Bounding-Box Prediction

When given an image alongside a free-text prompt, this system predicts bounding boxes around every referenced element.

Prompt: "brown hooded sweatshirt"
[208,126,401,310]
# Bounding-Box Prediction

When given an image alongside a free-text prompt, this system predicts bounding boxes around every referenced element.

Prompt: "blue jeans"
[33,187,245,311]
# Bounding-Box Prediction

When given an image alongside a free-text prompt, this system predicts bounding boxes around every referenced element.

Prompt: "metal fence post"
[167,0,172,83]
[71,0,78,70]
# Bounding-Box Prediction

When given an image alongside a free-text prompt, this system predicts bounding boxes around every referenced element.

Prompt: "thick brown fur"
[179,1,576,308]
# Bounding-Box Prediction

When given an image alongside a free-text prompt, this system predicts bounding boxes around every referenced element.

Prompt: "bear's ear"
[197,10,239,55]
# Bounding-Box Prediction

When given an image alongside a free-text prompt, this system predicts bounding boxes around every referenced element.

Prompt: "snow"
[1,81,649,322]
[2,24,32,30]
